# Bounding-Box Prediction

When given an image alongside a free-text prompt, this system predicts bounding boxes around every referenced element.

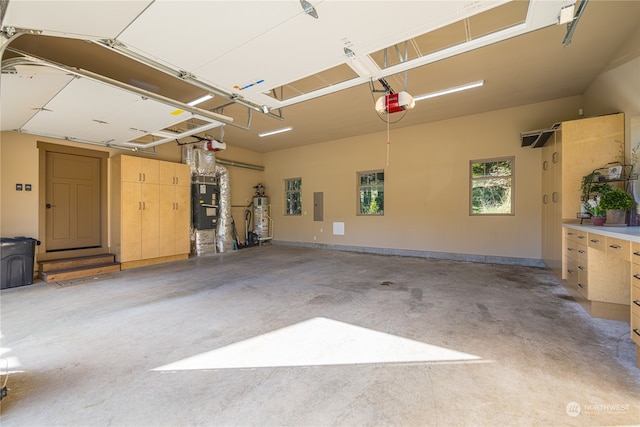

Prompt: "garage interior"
[1,1,640,426]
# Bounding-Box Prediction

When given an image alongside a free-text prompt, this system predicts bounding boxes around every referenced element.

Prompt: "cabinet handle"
[143,173,146,182]
[578,250,586,254]
[633,251,640,257]
[609,244,622,250]
[543,194,548,204]
[543,160,548,171]
[634,329,640,337]
[552,192,558,203]
[138,202,142,210]
[175,176,179,185]
[578,236,585,240]
[567,232,574,236]
[633,300,640,307]
[567,247,575,252]
[552,152,559,163]
[138,173,142,182]
[590,239,600,243]
[578,283,585,289]
[142,201,146,210]
[577,266,586,271]
[567,269,574,274]
[633,274,640,280]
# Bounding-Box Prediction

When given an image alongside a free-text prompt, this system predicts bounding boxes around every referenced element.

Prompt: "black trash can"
[1,237,37,289]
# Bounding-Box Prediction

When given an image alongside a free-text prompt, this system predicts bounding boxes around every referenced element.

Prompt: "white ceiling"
[1,1,639,152]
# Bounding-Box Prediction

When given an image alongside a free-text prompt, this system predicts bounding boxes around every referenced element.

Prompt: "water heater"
[253,196,270,238]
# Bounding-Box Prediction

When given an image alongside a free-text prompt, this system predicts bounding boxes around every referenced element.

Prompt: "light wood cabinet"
[111,155,191,269]
[542,113,624,277]
[631,242,640,365]
[562,227,630,322]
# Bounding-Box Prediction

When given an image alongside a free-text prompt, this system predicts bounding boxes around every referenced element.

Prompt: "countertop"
[563,222,640,242]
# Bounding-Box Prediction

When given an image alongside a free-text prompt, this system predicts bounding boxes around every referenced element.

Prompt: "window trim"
[357,169,385,216]
[469,156,514,216]
[284,177,302,216]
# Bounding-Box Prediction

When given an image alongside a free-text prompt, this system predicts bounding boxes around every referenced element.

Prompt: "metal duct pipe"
[215,162,234,253]
[215,158,265,171]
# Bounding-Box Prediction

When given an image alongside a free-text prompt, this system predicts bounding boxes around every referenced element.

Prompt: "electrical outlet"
[16,184,22,191]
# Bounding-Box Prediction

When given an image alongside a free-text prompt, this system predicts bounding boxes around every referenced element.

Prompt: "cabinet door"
[140,183,160,260]
[121,181,142,262]
[120,155,160,184]
[158,186,176,257]
[159,161,190,186]
[174,183,191,254]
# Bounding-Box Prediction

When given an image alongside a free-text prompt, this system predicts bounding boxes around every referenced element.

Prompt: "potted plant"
[581,171,612,225]
[599,188,634,225]
[584,202,607,225]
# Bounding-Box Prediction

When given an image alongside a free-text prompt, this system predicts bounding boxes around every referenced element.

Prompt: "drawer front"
[577,243,588,262]
[565,229,588,243]
[632,281,640,315]
[606,237,630,261]
[577,264,588,298]
[588,233,605,251]
[632,312,640,346]
[565,258,578,287]
[632,242,640,265]
[565,238,579,259]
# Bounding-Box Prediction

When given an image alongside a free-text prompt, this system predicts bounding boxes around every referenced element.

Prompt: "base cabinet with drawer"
[563,228,630,321]
[563,224,639,367]
[631,242,640,366]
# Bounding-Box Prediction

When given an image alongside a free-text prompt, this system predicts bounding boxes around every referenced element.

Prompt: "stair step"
[40,254,116,272]
[40,262,121,283]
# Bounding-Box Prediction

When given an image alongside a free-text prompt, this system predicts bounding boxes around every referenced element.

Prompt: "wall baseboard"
[272,240,546,268]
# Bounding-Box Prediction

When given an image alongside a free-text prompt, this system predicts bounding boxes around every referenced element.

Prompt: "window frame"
[284,177,302,216]
[357,169,385,216]
[469,156,515,216]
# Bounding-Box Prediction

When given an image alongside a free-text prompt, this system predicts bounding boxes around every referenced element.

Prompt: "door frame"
[37,142,109,261]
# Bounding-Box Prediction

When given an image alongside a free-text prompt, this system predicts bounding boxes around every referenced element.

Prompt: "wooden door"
[45,152,101,251]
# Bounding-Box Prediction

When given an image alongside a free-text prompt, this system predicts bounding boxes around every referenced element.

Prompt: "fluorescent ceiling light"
[187,94,213,106]
[414,80,484,102]
[259,127,292,137]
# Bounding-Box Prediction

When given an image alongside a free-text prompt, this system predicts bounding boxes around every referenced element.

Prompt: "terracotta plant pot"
[592,216,606,226]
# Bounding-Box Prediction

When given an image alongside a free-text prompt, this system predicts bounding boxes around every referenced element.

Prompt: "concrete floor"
[1,245,639,426]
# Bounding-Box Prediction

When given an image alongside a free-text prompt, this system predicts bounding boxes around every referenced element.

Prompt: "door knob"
[46,203,55,209]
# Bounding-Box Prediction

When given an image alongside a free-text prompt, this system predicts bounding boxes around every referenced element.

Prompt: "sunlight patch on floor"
[153,317,484,371]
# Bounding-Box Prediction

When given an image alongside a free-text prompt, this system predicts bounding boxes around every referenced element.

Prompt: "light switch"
[16,184,22,191]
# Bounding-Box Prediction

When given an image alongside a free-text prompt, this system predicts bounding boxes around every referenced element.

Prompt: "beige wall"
[0,132,264,252]
[264,96,585,261]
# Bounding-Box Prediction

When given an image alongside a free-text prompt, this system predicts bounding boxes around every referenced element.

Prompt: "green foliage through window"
[358,170,384,215]
[470,158,513,215]
[284,178,302,215]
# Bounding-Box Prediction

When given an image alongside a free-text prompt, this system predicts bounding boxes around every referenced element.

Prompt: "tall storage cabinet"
[111,155,191,269]
[541,113,624,277]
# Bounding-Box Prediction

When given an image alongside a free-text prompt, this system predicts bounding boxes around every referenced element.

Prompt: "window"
[470,157,514,215]
[358,170,384,215]
[284,178,302,215]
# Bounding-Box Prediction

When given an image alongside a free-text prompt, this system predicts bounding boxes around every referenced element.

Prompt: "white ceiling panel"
[16,75,202,145]
[0,67,75,131]
[116,0,302,73]
[2,0,153,39]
